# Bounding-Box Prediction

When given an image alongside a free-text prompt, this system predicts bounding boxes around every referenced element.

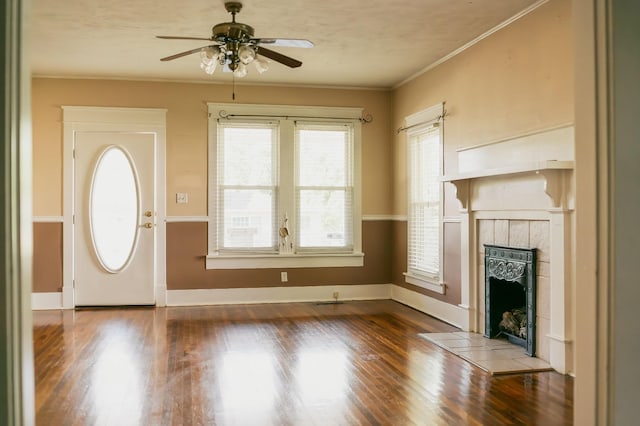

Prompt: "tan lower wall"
[391,220,461,305]
[167,220,392,290]
[30,220,393,296]
[33,222,63,293]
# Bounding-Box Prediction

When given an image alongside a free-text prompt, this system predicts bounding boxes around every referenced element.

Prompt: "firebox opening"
[488,278,526,341]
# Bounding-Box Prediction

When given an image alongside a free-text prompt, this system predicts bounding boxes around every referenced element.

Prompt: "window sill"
[206,252,365,269]
[403,272,446,294]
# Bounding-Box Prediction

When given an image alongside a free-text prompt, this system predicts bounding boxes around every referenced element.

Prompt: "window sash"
[407,125,442,279]
[216,122,278,252]
[295,123,354,252]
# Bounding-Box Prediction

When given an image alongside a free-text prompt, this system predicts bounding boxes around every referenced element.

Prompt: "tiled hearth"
[419,332,552,375]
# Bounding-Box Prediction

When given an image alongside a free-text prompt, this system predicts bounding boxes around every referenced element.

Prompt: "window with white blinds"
[206,103,363,269]
[296,123,353,251]
[216,122,278,252]
[406,122,443,287]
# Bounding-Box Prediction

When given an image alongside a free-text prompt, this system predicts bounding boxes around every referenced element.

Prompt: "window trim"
[404,103,446,293]
[206,103,363,269]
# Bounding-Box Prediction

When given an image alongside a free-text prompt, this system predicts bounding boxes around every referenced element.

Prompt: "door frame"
[62,106,167,308]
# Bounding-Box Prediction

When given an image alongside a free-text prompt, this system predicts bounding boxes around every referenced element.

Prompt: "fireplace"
[442,124,575,373]
[484,244,537,356]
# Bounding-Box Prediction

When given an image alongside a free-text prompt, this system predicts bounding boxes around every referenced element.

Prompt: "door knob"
[143,222,153,229]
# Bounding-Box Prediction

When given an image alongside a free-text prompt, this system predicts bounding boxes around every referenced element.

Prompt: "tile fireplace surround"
[444,124,575,374]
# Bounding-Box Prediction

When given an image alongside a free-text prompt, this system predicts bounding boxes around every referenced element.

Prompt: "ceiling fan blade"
[253,38,314,48]
[256,46,302,68]
[156,35,213,41]
[160,46,208,61]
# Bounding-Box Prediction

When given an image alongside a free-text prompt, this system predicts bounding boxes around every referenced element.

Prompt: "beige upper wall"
[32,0,573,219]
[392,0,574,216]
[31,79,393,217]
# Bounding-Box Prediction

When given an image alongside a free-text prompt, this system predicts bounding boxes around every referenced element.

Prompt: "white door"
[74,132,156,306]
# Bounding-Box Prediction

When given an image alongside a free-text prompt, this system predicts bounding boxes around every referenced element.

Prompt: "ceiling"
[30,0,541,89]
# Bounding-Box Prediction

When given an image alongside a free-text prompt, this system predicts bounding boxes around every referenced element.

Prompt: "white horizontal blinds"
[295,122,354,251]
[408,125,441,277]
[217,122,278,251]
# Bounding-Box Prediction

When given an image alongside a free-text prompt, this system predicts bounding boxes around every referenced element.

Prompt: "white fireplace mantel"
[444,160,575,209]
[446,123,575,374]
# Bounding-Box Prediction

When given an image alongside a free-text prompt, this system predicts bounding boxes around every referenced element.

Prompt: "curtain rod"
[396,106,448,134]
[216,110,373,124]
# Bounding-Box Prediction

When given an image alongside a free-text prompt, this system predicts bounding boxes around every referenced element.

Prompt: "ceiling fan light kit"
[158,1,312,78]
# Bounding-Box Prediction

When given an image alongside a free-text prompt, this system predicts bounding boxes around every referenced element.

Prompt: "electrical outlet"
[281,272,288,282]
[333,291,339,300]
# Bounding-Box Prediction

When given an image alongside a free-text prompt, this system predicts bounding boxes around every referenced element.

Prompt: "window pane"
[409,204,439,275]
[222,189,274,249]
[223,127,274,186]
[298,129,347,186]
[90,147,139,272]
[298,190,348,247]
[407,124,441,278]
[296,124,353,251]
[218,123,277,251]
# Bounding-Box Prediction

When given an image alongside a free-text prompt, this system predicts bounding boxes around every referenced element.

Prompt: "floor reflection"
[33,301,573,425]
[296,349,350,406]
[90,324,143,425]
[219,352,277,416]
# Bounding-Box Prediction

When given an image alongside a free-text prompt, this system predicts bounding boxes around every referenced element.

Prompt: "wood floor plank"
[33,300,573,425]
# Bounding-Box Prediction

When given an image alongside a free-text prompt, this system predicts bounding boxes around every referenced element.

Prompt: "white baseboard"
[166,284,392,306]
[32,285,468,330]
[548,333,574,375]
[391,285,466,329]
[32,292,63,310]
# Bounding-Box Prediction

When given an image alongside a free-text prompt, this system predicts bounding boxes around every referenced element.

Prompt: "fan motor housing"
[212,22,254,44]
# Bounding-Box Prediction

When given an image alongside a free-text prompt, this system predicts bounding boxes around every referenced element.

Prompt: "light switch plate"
[176,192,188,204]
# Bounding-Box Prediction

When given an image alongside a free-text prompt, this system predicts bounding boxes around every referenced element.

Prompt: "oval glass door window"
[90,146,140,273]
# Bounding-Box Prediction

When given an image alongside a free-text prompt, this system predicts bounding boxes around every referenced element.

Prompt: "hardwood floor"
[33,300,573,425]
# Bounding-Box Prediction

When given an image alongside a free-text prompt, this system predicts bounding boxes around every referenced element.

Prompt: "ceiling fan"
[157,1,313,77]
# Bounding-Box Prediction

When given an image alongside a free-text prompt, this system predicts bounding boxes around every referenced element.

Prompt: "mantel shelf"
[443,160,575,210]
[442,160,575,183]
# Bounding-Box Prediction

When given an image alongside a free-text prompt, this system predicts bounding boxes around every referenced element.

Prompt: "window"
[296,123,353,251]
[217,123,278,251]
[404,104,445,293]
[207,103,363,269]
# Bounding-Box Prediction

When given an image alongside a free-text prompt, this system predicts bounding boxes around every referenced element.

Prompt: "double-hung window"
[404,104,445,293]
[207,103,363,269]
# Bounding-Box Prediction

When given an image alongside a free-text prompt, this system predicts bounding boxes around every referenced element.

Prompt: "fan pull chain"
[232,74,236,100]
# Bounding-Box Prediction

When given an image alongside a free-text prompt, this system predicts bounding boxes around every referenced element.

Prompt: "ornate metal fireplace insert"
[484,244,537,356]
